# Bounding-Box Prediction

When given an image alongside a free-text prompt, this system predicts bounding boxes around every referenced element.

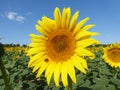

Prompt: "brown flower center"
[52,35,67,53]
[46,30,75,62]
[108,48,120,63]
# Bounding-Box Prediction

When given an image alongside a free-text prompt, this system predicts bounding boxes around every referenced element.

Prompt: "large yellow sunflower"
[27,7,99,87]
[103,43,120,68]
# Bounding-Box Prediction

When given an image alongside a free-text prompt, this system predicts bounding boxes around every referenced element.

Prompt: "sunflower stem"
[113,68,118,79]
[0,58,10,90]
[67,75,73,90]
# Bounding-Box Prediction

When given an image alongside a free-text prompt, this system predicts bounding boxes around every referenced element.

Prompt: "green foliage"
[75,50,120,90]
[0,45,120,90]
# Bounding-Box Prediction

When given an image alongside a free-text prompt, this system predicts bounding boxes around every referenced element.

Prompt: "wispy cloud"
[7,12,17,20]
[16,16,25,22]
[6,11,25,22]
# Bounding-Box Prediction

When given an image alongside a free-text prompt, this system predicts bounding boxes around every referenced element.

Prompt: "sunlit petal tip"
[54,7,61,27]
[96,41,101,44]
[54,7,61,15]
[84,17,90,22]
[73,17,90,35]
[86,17,90,20]
[32,69,36,73]
[55,83,60,87]
[29,34,35,37]
[41,16,46,20]
[90,24,96,27]
[95,32,100,35]
[55,7,60,11]
[35,24,40,30]
[63,83,68,87]
[36,75,39,78]
[83,71,87,74]
[66,7,71,11]
[37,20,41,24]
[73,11,79,17]
[28,63,32,68]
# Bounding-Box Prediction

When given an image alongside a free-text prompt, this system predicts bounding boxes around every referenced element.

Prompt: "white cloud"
[6,11,25,22]
[7,12,17,20]
[16,16,25,22]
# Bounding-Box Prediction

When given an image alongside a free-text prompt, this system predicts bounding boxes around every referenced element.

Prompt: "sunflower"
[27,7,99,87]
[103,43,120,68]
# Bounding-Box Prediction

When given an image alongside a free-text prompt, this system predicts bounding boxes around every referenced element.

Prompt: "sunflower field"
[0,44,120,90]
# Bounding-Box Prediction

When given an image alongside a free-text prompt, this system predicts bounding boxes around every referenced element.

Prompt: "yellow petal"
[66,7,71,29]
[61,7,71,29]
[71,54,87,73]
[61,62,68,86]
[75,48,94,57]
[29,43,45,47]
[79,24,95,32]
[54,62,61,86]
[76,38,100,48]
[45,61,53,77]
[28,54,47,67]
[42,16,57,31]
[38,19,51,33]
[28,47,46,55]
[75,31,99,40]
[74,54,88,69]
[46,62,56,85]
[30,34,46,39]
[54,7,61,28]
[67,60,76,83]
[35,24,49,36]
[30,38,46,43]
[29,34,47,43]
[32,60,44,73]
[69,11,79,31]
[73,17,89,35]
[36,61,48,78]
[30,52,45,61]
[61,8,66,28]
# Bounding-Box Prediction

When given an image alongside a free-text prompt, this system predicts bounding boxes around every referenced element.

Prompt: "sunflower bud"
[0,43,5,58]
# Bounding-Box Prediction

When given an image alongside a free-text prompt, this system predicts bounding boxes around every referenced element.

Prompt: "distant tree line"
[87,44,111,48]
[2,44,28,47]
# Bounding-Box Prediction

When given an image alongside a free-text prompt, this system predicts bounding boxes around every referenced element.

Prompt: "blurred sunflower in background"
[27,7,99,87]
[103,43,120,68]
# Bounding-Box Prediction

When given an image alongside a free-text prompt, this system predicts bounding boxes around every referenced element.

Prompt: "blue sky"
[0,0,120,45]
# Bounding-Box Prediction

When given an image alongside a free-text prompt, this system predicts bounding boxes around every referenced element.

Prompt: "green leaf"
[107,84,116,90]
[13,81,22,90]
[93,77,109,85]
[21,69,30,76]
[110,78,120,86]
[91,84,106,90]
[76,74,85,86]
[101,68,112,75]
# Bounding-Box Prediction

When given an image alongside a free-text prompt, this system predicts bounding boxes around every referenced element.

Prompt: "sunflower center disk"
[53,35,67,53]
[46,30,75,62]
[108,48,120,62]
